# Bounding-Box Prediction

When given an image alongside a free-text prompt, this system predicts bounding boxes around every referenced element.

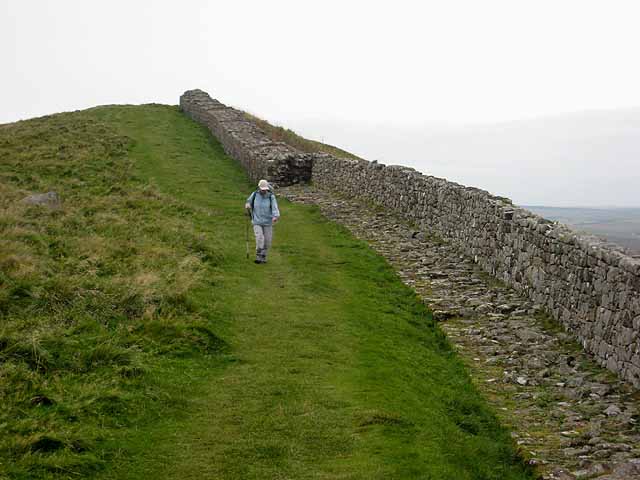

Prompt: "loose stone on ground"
[281,184,640,480]
[21,191,61,209]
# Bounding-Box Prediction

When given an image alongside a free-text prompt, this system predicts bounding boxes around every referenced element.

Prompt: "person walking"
[245,179,280,264]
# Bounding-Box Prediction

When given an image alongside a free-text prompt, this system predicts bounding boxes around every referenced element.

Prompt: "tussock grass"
[0,108,225,477]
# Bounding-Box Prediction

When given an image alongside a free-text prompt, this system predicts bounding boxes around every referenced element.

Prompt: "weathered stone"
[567,446,593,457]
[598,458,640,479]
[516,328,546,343]
[180,90,312,186]
[22,191,61,209]
[572,463,610,478]
[549,468,577,479]
[589,383,612,397]
[604,405,622,416]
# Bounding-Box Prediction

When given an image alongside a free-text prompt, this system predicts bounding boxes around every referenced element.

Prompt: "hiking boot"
[255,248,266,264]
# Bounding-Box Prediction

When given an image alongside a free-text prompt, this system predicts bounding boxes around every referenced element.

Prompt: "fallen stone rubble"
[280,184,640,480]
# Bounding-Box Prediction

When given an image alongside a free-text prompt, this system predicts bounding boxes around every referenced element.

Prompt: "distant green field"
[1,105,533,479]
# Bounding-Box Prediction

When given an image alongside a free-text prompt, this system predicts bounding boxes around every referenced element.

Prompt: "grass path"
[84,105,531,479]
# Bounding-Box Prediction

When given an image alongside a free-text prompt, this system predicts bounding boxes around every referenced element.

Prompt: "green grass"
[1,105,533,479]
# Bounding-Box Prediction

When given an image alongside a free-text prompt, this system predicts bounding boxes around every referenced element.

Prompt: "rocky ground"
[280,185,640,480]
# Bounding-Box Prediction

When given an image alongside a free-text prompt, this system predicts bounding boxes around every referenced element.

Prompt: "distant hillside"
[525,206,640,255]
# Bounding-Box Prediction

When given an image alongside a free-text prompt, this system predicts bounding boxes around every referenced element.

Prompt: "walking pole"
[245,209,251,260]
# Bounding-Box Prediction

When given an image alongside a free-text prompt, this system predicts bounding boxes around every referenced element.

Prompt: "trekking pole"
[245,209,251,259]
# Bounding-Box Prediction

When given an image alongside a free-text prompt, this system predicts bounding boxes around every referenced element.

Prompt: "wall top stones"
[180,89,313,187]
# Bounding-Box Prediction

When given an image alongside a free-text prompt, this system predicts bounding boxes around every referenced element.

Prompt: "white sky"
[2,1,640,206]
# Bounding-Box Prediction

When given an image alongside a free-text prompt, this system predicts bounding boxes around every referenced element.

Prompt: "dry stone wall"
[179,89,640,388]
[180,89,313,186]
[312,155,640,387]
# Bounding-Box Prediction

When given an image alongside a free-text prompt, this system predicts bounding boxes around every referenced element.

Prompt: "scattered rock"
[22,191,61,209]
[589,384,612,397]
[572,463,610,478]
[433,309,458,321]
[604,405,622,417]
[516,328,545,343]
[549,468,576,479]
[564,447,591,457]
[598,458,640,479]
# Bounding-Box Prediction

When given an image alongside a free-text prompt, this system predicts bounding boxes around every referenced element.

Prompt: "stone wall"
[179,89,640,388]
[312,154,640,387]
[179,89,313,186]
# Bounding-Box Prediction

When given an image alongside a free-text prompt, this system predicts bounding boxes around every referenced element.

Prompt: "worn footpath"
[280,184,640,480]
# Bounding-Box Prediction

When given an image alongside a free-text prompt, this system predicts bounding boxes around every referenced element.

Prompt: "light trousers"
[253,225,273,258]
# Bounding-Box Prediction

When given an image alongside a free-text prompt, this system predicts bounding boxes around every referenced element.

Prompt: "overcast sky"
[2,1,640,206]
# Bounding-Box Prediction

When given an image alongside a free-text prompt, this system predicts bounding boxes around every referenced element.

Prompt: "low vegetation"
[0,108,226,477]
[1,105,533,479]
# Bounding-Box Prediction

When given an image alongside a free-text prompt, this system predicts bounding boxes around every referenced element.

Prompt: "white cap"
[258,179,270,190]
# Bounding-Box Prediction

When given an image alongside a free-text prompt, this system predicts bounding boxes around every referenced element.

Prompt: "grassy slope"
[0,107,228,478]
[1,105,532,479]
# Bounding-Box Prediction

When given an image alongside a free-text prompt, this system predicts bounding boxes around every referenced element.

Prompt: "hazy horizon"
[286,106,640,208]
[3,1,640,208]
[4,97,638,209]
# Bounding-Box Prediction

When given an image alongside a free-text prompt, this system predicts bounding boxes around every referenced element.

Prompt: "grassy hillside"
[0,107,229,478]
[1,105,532,479]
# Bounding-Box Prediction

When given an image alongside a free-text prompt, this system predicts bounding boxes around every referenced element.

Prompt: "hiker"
[245,179,280,264]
